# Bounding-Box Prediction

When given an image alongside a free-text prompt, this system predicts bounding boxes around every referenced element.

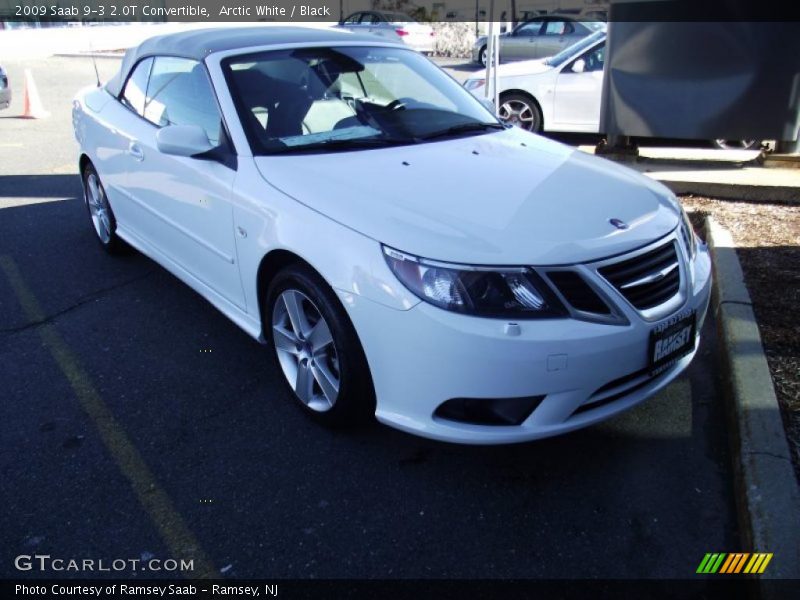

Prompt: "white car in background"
[72,27,711,444]
[465,31,761,149]
[466,30,606,133]
[338,11,435,54]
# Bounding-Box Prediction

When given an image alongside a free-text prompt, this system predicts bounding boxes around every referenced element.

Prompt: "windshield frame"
[219,44,501,156]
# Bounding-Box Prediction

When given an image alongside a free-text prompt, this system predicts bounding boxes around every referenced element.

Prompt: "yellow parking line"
[0,255,216,579]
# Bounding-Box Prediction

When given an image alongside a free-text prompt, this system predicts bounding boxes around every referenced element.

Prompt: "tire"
[81,163,126,254]
[479,46,488,67]
[711,139,760,150]
[265,262,375,428]
[498,93,543,133]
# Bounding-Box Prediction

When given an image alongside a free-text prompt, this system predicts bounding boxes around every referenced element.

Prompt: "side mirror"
[156,125,213,157]
[571,59,586,74]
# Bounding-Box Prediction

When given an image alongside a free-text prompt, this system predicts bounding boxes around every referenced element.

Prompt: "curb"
[665,182,800,204]
[705,216,800,581]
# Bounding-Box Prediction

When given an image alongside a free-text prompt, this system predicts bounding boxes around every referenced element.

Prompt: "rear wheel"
[479,46,488,67]
[498,93,542,133]
[265,263,375,427]
[82,163,125,253]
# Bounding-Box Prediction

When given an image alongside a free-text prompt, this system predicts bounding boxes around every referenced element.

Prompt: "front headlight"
[383,246,566,318]
[464,78,486,91]
[679,207,697,260]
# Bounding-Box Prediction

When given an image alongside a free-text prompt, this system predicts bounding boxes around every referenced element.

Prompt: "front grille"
[546,271,610,315]
[599,241,680,310]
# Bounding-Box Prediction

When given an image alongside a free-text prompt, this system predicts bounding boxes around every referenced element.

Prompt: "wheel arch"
[78,153,92,176]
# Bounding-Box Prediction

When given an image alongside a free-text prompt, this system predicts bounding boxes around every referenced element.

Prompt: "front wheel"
[498,93,543,133]
[265,263,375,427]
[82,163,126,253]
[479,46,488,67]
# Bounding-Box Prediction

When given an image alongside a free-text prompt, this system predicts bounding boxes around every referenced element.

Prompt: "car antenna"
[88,35,101,88]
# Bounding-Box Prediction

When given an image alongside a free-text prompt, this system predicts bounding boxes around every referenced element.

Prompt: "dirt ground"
[681,195,800,481]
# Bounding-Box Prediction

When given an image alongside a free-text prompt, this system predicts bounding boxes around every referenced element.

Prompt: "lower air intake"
[434,395,545,426]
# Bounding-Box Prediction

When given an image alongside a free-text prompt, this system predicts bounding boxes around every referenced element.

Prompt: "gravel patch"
[681,195,800,483]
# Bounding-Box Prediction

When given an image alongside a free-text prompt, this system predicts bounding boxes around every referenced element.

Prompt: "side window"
[515,21,542,36]
[584,44,605,72]
[143,57,223,146]
[361,13,380,24]
[120,58,153,116]
[543,21,572,36]
[343,13,360,24]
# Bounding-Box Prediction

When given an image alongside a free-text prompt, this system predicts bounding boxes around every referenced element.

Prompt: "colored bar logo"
[696,553,773,574]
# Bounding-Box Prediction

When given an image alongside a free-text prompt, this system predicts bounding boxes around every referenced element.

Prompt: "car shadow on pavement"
[0,174,81,198]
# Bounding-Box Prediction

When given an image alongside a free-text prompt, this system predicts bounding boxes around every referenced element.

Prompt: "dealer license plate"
[648,309,696,375]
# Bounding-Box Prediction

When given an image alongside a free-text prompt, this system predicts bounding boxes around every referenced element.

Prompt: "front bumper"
[406,38,435,54]
[340,235,712,444]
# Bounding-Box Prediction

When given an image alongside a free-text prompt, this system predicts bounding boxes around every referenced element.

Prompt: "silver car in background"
[0,65,11,110]
[472,17,604,66]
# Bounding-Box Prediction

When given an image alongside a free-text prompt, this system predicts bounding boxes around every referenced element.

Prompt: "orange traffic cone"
[21,68,49,119]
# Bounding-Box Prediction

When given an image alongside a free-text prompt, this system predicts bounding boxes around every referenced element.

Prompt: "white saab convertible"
[73,27,712,444]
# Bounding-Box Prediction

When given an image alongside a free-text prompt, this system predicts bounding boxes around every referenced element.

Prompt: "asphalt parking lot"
[0,56,738,579]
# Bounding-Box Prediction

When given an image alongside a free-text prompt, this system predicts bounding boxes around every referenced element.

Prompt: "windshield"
[545,30,606,67]
[223,46,500,155]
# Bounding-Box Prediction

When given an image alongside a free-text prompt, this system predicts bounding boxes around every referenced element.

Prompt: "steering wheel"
[385,97,417,111]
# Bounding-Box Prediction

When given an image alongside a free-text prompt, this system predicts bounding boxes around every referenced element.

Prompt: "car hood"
[254,128,680,266]
[465,59,551,81]
[496,58,551,77]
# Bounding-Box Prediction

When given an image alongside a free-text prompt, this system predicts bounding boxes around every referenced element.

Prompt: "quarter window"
[120,58,153,116]
[143,57,223,146]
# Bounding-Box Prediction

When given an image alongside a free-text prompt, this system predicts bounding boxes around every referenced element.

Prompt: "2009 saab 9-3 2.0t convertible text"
[72,27,711,444]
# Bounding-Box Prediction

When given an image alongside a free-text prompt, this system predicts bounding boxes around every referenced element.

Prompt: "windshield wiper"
[262,136,415,155]
[418,122,506,141]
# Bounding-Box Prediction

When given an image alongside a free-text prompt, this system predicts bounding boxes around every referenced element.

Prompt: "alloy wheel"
[271,289,341,412]
[85,173,112,244]
[499,99,536,131]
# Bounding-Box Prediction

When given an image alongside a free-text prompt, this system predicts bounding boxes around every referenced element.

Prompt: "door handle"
[128,142,144,161]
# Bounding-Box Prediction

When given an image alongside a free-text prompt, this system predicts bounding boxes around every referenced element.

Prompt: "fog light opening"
[434,395,545,426]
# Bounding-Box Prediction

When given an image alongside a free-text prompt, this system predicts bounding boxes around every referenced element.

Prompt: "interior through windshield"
[222,45,501,154]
